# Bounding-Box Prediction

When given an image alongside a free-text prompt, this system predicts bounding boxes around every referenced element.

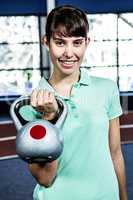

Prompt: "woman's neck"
[48,68,80,97]
[49,68,80,87]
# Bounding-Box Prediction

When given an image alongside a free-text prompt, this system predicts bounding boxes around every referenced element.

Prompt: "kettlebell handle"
[10,95,67,131]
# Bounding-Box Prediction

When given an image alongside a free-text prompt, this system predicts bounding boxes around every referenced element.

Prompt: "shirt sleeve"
[107,82,123,120]
[19,105,42,121]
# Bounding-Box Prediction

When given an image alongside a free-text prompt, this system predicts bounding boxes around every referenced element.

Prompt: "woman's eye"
[55,40,64,46]
[74,40,84,47]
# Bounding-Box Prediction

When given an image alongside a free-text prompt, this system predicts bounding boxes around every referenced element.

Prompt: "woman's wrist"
[42,110,59,121]
[42,100,63,123]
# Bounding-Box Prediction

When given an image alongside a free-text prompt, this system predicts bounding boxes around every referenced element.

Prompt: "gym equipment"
[10,95,67,163]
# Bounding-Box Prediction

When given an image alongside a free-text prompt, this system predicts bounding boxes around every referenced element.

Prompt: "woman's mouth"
[58,59,77,68]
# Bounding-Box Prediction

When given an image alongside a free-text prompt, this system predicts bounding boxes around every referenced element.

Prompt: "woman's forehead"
[51,26,85,38]
[52,33,85,40]
[52,25,70,36]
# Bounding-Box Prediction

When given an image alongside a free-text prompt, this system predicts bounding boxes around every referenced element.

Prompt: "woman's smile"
[58,59,78,69]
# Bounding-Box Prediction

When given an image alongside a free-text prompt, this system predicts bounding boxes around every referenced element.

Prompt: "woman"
[20,5,128,200]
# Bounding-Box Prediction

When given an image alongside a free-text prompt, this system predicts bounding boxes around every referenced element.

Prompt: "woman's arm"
[28,89,59,187]
[109,117,128,200]
[28,106,59,187]
[28,112,59,187]
[28,160,58,187]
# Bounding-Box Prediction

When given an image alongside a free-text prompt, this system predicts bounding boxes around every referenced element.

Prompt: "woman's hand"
[30,89,58,121]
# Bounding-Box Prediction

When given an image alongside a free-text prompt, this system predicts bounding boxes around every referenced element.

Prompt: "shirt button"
[71,105,76,109]
[73,83,79,88]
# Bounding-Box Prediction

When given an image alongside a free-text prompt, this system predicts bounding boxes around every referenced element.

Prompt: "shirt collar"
[39,67,91,90]
[78,67,91,86]
[39,78,54,92]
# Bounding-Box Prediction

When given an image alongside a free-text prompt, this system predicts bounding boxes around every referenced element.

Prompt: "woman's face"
[45,33,89,76]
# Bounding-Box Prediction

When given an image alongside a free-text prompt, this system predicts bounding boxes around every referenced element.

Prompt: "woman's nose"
[63,45,73,58]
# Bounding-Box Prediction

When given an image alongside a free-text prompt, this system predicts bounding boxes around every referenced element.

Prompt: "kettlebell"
[10,95,67,163]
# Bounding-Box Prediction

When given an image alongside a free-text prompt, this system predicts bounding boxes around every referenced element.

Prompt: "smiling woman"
[17,5,128,200]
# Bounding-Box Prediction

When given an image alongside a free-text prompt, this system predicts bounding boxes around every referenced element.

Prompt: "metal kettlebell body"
[10,96,67,163]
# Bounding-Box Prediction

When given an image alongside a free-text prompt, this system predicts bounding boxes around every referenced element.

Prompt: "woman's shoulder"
[89,76,119,99]
[90,75,117,90]
[81,68,116,89]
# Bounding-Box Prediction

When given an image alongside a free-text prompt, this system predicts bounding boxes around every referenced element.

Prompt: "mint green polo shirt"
[19,68,122,200]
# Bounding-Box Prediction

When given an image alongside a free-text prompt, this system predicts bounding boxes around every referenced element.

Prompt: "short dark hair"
[45,5,89,42]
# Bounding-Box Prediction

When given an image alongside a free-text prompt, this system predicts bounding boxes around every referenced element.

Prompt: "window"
[0,13,133,97]
[0,16,41,98]
[118,14,133,92]
[82,13,133,92]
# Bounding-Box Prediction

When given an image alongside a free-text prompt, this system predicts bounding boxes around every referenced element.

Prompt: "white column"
[46,0,56,14]
[46,0,56,76]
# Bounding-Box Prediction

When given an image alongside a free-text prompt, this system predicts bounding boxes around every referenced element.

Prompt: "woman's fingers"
[30,89,38,107]
[30,89,58,114]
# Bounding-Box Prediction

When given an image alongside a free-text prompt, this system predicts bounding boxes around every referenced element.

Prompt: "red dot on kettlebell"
[30,125,46,139]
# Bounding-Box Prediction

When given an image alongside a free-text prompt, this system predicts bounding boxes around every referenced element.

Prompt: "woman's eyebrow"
[52,37,64,41]
[53,37,84,40]
[74,38,84,41]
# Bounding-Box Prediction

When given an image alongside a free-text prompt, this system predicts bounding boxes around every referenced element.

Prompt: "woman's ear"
[41,36,49,51]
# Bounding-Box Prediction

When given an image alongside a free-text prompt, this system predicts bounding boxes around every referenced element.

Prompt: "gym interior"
[0,0,133,199]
